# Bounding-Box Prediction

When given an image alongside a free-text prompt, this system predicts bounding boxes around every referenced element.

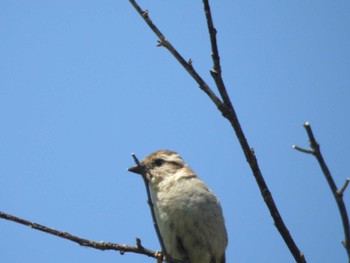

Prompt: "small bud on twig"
[141,10,148,18]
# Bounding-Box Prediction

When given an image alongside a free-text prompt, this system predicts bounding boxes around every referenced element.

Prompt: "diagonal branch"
[129,0,224,113]
[129,1,306,262]
[200,5,305,260]
[0,211,159,259]
[130,154,166,263]
[293,121,350,260]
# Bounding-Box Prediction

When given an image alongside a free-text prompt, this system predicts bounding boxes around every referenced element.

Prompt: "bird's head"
[128,149,195,189]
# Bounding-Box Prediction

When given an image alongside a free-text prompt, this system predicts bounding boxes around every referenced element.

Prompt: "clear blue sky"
[1,1,349,262]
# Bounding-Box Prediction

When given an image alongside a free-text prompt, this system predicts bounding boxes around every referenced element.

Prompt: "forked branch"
[293,121,350,261]
[129,0,306,262]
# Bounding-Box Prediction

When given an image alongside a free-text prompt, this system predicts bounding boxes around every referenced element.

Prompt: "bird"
[128,149,227,263]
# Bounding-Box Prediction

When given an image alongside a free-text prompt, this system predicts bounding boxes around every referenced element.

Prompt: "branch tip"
[337,178,350,196]
[210,68,219,75]
[292,145,314,154]
[131,153,141,166]
[136,237,143,249]
[156,39,167,47]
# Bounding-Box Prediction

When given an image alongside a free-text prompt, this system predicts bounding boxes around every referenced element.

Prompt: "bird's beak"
[127,164,144,175]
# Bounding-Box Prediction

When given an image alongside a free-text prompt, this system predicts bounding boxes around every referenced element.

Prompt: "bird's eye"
[153,159,164,167]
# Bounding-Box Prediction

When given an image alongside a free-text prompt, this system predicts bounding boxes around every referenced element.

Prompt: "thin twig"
[0,211,158,258]
[294,121,350,260]
[338,178,350,196]
[292,145,314,155]
[131,154,166,255]
[202,0,233,111]
[129,1,307,262]
[131,154,173,263]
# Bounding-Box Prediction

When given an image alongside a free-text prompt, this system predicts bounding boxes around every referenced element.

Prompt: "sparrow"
[128,149,227,263]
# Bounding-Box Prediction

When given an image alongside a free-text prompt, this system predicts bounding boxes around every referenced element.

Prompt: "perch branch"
[294,121,350,260]
[129,1,306,262]
[0,211,159,259]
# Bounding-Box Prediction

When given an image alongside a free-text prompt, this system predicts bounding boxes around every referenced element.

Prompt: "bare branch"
[202,0,233,111]
[128,0,224,112]
[129,1,306,262]
[203,1,306,262]
[130,154,165,262]
[0,211,159,259]
[295,121,350,259]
